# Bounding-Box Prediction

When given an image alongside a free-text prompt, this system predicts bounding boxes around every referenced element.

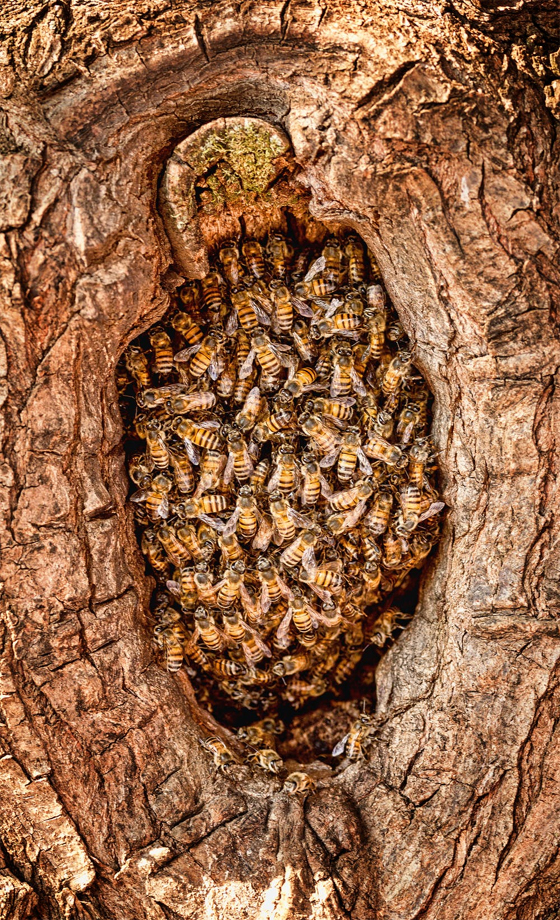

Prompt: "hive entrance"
[118,119,443,767]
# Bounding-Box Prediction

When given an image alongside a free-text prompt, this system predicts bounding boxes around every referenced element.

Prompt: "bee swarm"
[118,229,443,741]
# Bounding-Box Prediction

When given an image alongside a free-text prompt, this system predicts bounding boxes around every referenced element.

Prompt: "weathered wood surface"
[1,2,560,918]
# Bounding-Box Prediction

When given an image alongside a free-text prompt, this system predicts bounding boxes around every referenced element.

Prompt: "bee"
[327,479,374,511]
[283,771,316,794]
[269,493,316,543]
[344,236,366,284]
[250,458,270,492]
[232,370,256,405]
[239,626,272,666]
[408,439,430,487]
[331,347,367,398]
[223,486,261,541]
[171,311,204,346]
[141,528,170,576]
[247,748,283,774]
[267,233,292,278]
[212,658,246,679]
[224,431,254,484]
[279,530,317,568]
[242,240,266,278]
[363,434,403,466]
[173,417,222,455]
[321,240,344,283]
[219,243,241,286]
[200,272,224,315]
[253,406,295,443]
[132,473,172,522]
[299,455,323,506]
[295,276,338,298]
[199,735,236,772]
[146,423,170,470]
[283,367,317,399]
[320,428,373,482]
[168,446,195,494]
[267,446,299,494]
[167,567,198,609]
[311,312,362,340]
[369,607,411,647]
[382,530,403,568]
[400,483,422,530]
[312,396,355,424]
[175,331,225,380]
[125,345,150,388]
[129,453,154,487]
[157,523,193,566]
[235,386,264,432]
[292,320,318,362]
[167,391,217,415]
[239,332,294,382]
[149,327,174,375]
[269,281,294,335]
[332,714,372,758]
[311,643,340,678]
[175,523,208,562]
[154,624,185,672]
[194,450,227,498]
[361,561,382,596]
[218,531,245,564]
[193,567,219,603]
[276,589,319,646]
[361,530,382,563]
[272,652,311,676]
[381,350,413,396]
[230,287,271,334]
[256,557,293,613]
[192,606,225,651]
[332,648,363,685]
[215,562,256,613]
[301,415,340,455]
[363,309,386,360]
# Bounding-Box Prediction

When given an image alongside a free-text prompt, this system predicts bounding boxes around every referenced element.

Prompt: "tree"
[1,2,560,918]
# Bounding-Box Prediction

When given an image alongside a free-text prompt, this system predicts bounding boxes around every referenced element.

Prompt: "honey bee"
[171,311,204,347]
[168,445,195,494]
[269,493,316,544]
[146,423,170,470]
[256,557,293,613]
[331,347,367,398]
[235,386,264,432]
[299,456,323,506]
[154,624,185,672]
[332,714,372,758]
[267,233,292,278]
[193,606,225,651]
[320,428,373,483]
[199,735,236,772]
[381,351,413,396]
[239,332,294,382]
[279,529,317,568]
[221,431,254,485]
[218,531,245,564]
[312,396,355,424]
[150,327,174,375]
[276,589,321,646]
[125,345,150,388]
[369,607,411,647]
[212,658,246,679]
[382,530,403,568]
[141,528,170,576]
[219,243,241,286]
[311,312,362,340]
[167,391,217,415]
[372,410,394,440]
[270,282,293,335]
[250,458,270,492]
[253,406,295,443]
[361,529,382,563]
[246,748,283,773]
[267,446,299,494]
[399,483,422,530]
[363,434,403,466]
[129,453,154,487]
[364,309,386,360]
[230,287,271,334]
[326,479,374,511]
[157,523,193,566]
[215,562,257,614]
[223,486,261,541]
[167,566,198,609]
[272,652,311,676]
[175,331,225,380]
[301,414,340,455]
[242,240,266,278]
[194,450,227,498]
[173,417,222,456]
[332,648,363,685]
[292,320,318,362]
[131,473,172,522]
[283,771,316,794]
[345,235,366,284]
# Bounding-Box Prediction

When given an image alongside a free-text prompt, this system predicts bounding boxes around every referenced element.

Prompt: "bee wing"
[287,508,317,529]
[309,584,334,606]
[165,579,182,597]
[320,475,333,499]
[301,545,317,570]
[226,310,239,336]
[184,439,201,466]
[332,733,350,757]
[252,514,273,552]
[324,297,344,319]
[251,300,272,327]
[357,448,373,475]
[303,255,326,283]
[130,489,148,503]
[277,574,294,600]
[267,467,281,492]
[418,501,445,523]
[260,581,272,614]
[174,343,202,363]
[342,500,368,529]
[223,452,235,486]
[319,449,339,469]
[239,349,256,379]
[157,496,169,519]
[209,353,226,381]
[334,396,356,407]
[198,513,225,533]
[197,419,221,429]
[330,365,344,397]
[323,413,347,429]
[222,507,241,538]
[276,608,293,644]
[240,584,259,618]
[350,368,367,397]
[291,295,315,318]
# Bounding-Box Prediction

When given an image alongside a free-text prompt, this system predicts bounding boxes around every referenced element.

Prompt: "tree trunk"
[1,2,560,918]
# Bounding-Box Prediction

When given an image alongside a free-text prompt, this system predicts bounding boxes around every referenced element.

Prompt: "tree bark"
[1,2,560,918]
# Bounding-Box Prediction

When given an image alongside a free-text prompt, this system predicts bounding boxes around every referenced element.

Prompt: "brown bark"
[1,2,560,918]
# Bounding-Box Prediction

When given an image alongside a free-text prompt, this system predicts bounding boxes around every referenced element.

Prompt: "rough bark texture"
[1,2,560,918]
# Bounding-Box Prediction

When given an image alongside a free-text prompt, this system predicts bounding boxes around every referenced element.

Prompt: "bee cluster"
[118,229,443,726]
